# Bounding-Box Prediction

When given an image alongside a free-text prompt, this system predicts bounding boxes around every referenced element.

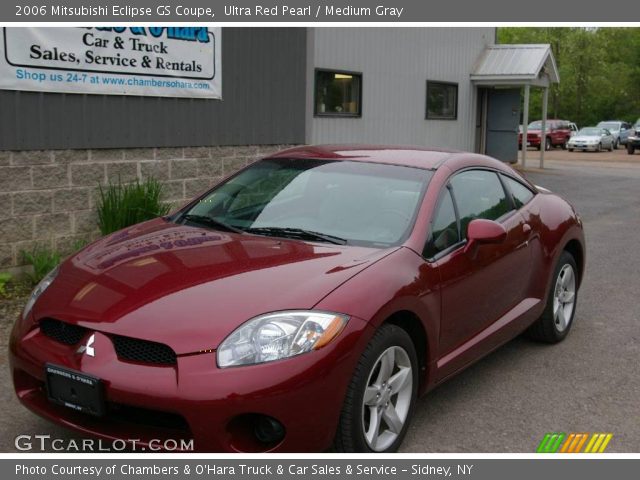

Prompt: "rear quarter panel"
[521,191,585,306]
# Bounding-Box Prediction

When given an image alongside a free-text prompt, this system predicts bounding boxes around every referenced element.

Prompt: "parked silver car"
[597,121,632,148]
[567,127,615,152]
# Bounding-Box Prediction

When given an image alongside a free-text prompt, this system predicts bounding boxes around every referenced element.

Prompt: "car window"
[424,188,459,258]
[501,174,535,209]
[450,170,511,238]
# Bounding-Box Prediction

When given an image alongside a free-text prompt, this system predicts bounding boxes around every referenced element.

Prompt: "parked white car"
[567,127,615,152]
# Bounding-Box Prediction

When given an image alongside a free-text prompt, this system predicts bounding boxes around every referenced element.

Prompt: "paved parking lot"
[1,149,638,452]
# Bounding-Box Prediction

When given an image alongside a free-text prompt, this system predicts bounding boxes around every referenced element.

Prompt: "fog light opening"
[226,414,286,452]
[254,415,285,445]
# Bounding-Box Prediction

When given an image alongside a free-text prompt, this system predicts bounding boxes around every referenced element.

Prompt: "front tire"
[333,324,418,452]
[628,144,635,155]
[526,251,578,343]
[545,137,552,151]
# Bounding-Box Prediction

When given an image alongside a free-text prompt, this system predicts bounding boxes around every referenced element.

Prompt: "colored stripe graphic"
[538,433,613,453]
[536,433,565,453]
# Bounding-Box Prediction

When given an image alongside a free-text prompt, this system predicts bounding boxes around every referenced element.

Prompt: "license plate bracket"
[45,363,105,417]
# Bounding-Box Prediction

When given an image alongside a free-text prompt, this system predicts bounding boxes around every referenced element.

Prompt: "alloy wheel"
[553,264,576,332]
[361,346,413,451]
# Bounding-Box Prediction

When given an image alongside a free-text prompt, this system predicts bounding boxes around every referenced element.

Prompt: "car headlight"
[22,265,59,319]
[217,311,349,368]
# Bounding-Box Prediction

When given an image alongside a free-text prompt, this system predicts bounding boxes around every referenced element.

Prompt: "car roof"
[266,144,478,170]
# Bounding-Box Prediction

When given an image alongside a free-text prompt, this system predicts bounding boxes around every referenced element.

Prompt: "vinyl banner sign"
[0,27,221,98]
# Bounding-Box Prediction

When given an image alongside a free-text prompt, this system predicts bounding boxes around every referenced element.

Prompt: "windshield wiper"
[181,214,245,234]
[246,227,348,245]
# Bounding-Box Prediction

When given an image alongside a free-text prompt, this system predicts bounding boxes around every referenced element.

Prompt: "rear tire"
[609,142,614,152]
[614,139,619,150]
[545,137,552,151]
[333,324,418,453]
[568,148,574,152]
[526,251,578,343]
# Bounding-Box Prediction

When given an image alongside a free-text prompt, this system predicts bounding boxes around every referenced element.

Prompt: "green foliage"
[498,27,640,127]
[0,272,12,297]
[71,238,90,253]
[97,177,171,235]
[21,247,61,286]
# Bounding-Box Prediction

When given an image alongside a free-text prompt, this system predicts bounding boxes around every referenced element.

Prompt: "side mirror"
[464,219,507,254]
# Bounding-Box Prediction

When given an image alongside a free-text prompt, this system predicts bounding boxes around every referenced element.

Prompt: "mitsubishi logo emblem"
[76,334,95,357]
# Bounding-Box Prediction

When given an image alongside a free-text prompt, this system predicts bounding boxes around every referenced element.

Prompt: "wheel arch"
[383,310,430,392]
[563,238,585,288]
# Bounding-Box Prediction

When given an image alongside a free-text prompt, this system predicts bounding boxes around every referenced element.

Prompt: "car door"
[621,123,630,143]
[428,169,532,379]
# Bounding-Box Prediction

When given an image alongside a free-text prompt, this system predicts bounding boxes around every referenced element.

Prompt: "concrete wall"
[308,27,495,150]
[0,145,294,269]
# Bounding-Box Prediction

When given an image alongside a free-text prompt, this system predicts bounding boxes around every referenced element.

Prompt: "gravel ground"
[1,151,639,452]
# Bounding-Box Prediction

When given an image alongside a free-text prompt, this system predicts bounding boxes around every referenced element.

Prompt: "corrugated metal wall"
[0,28,307,151]
[309,28,495,151]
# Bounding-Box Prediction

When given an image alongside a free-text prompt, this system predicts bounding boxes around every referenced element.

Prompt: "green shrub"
[97,177,170,235]
[21,247,61,286]
[0,272,12,297]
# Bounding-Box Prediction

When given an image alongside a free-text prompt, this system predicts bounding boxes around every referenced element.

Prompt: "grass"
[21,247,61,286]
[0,272,11,297]
[97,177,170,235]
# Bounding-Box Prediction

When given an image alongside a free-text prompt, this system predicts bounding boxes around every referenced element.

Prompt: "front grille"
[112,335,177,365]
[39,318,177,366]
[40,318,88,345]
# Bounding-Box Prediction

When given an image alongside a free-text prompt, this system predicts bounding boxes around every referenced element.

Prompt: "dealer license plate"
[45,364,105,416]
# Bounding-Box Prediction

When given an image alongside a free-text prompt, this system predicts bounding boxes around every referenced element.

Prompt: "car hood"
[570,135,600,142]
[35,218,395,354]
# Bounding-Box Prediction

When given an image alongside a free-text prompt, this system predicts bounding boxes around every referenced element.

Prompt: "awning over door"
[471,44,559,87]
[471,44,560,168]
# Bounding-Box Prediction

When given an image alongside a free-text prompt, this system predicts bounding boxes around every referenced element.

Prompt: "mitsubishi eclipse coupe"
[10,145,585,453]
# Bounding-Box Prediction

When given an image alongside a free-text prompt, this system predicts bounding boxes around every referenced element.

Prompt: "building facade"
[0,27,503,270]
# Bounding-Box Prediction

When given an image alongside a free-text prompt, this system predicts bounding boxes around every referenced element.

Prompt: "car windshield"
[598,122,619,131]
[527,121,543,129]
[578,128,601,136]
[179,158,433,247]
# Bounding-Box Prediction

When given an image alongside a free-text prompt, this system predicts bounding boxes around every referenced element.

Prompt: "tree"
[498,27,640,127]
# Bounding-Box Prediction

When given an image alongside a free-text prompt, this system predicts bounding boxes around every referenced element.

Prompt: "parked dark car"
[627,122,640,154]
[10,145,586,453]
[518,120,577,150]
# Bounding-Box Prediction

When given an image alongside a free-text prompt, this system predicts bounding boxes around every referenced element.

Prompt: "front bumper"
[568,143,599,151]
[10,314,373,452]
[519,136,542,147]
[627,137,640,147]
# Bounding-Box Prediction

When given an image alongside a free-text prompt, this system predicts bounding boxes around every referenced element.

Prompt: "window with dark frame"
[426,81,458,120]
[315,69,362,117]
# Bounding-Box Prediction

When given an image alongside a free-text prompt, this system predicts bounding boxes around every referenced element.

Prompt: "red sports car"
[10,145,585,453]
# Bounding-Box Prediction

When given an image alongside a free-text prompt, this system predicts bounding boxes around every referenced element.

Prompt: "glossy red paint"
[10,145,585,452]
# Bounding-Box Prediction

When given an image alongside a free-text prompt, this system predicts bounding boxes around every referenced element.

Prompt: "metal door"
[485,88,521,163]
